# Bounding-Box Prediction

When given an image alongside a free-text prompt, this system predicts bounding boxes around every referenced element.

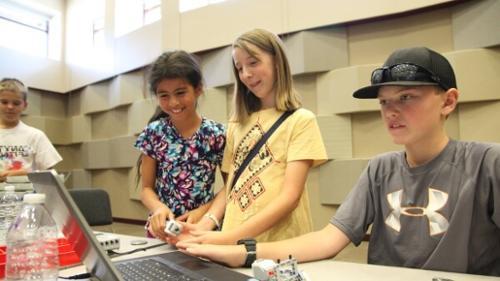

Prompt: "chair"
[68,188,113,227]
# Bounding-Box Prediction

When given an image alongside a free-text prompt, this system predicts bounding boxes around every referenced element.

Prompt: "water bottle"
[5,193,59,281]
[0,185,21,245]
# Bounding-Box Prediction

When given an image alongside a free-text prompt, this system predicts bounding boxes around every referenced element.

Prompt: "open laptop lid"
[28,170,252,281]
[28,170,123,280]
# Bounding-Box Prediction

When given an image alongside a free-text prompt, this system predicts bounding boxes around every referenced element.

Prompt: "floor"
[103,222,369,264]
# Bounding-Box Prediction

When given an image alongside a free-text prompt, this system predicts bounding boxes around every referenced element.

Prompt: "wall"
[6,0,500,227]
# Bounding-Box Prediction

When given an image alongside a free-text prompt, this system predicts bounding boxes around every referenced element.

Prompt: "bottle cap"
[4,185,15,192]
[23,193,46,204]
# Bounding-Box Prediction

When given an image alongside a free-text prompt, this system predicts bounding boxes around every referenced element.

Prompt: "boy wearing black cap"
[177,47,500,276]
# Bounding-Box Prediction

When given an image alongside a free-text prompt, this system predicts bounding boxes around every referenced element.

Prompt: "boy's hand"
[177,242,246,268]
[0,171,8,182]
[183,229,236,245]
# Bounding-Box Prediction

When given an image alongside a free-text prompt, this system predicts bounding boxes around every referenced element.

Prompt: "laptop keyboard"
[116,258,203,281]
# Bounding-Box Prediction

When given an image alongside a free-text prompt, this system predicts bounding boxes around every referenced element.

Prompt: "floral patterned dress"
[135,117,225,217]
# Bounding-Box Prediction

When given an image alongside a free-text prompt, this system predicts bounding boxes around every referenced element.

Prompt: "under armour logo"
[385,188,449,235]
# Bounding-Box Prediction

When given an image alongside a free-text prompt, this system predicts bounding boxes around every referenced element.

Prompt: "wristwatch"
[237,238,257,268]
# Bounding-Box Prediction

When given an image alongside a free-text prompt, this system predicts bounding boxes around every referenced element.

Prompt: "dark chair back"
[69,188,113,226]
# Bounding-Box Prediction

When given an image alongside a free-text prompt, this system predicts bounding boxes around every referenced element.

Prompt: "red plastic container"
[0,238,81,279]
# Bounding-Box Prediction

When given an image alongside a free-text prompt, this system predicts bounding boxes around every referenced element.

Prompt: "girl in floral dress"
[134,50,226,240]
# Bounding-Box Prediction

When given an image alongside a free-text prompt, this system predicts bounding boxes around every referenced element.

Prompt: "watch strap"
[237,238,257,268]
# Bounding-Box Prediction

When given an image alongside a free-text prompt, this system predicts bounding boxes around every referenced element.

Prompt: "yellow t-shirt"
[221,108,327,242]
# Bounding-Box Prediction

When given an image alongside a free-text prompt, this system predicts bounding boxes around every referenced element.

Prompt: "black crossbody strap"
[230,110,295,191]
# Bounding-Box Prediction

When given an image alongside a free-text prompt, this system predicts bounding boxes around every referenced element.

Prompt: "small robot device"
[164,220,183,236]
[251,255,309,281]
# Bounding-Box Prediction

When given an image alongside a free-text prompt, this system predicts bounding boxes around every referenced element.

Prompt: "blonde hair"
[231,29,301,123]
[0,78,28,101]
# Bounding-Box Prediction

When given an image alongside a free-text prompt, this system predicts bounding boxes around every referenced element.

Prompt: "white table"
[59,233,499,281]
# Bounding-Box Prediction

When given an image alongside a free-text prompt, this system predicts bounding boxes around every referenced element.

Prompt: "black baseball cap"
[353,47,457,99]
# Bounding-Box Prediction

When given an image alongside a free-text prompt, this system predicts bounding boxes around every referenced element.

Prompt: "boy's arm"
[178,224,351,267]
[0,168,28,182]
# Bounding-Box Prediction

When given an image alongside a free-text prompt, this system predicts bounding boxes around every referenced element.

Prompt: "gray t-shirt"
[331,140,500,276]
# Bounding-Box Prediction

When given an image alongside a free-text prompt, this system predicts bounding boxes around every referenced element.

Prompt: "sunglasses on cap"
[371,63,449,90]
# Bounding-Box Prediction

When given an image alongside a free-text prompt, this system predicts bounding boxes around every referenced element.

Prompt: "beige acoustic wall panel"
[226,86,234,118]
[445,111,460,141]
[82,137,139,170]
[109,70,147,109]
[82,80,113,114]
[81,140,110,170]
[109,136,140,168]
[452,0,500,49]
[458,101,500,143]
[445,48,500,103]
[67,90,83,117]
[40,91,67,118]
[23,89,42,116]
[127,99,157,135]
[317,114,352,160]
[128,166,141,201]
[20,115,47,134]
[306,168,336,230]
[54,144,83,171]
[286,0,454,33]
[91,106,129,140]
[284,27,348,75]
[319,158,370,205]
[316,65,379,116]
[294,74,317,113]
[70,115,91,143]
[199,46,234,88]
[19,116,69,145]
[348,7,454,66]
[92,169,148,220]
[43,117,71,145]
[180,0,284,52]
[68,169,92,189]
[198,87,228,124]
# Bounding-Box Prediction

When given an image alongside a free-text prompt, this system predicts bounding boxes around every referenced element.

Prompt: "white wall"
[0,0,456,93]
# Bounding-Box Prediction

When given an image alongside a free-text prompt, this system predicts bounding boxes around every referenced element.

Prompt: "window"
[92,18,105,48]
[115,0,161,37]
[143,0,161,25]
[179,0,226,13]
[0,2,51,57]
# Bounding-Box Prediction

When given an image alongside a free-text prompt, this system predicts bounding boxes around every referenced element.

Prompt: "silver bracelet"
[203,213,221,230]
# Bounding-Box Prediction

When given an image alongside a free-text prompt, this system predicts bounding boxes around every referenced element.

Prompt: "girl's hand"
[176,203,211,223]
[148,205,174,241]
[165,221,200,245]
[183,230,236,245]
[177,242,246,268]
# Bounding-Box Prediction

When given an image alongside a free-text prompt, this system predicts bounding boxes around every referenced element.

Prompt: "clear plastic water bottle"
[0,185,21,245]
[5,193,59,281]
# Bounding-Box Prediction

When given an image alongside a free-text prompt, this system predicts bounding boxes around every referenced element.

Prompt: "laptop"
[28,170,251,281]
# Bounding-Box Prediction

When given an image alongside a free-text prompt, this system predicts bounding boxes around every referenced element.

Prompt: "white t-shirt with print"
[0,121,62,172]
